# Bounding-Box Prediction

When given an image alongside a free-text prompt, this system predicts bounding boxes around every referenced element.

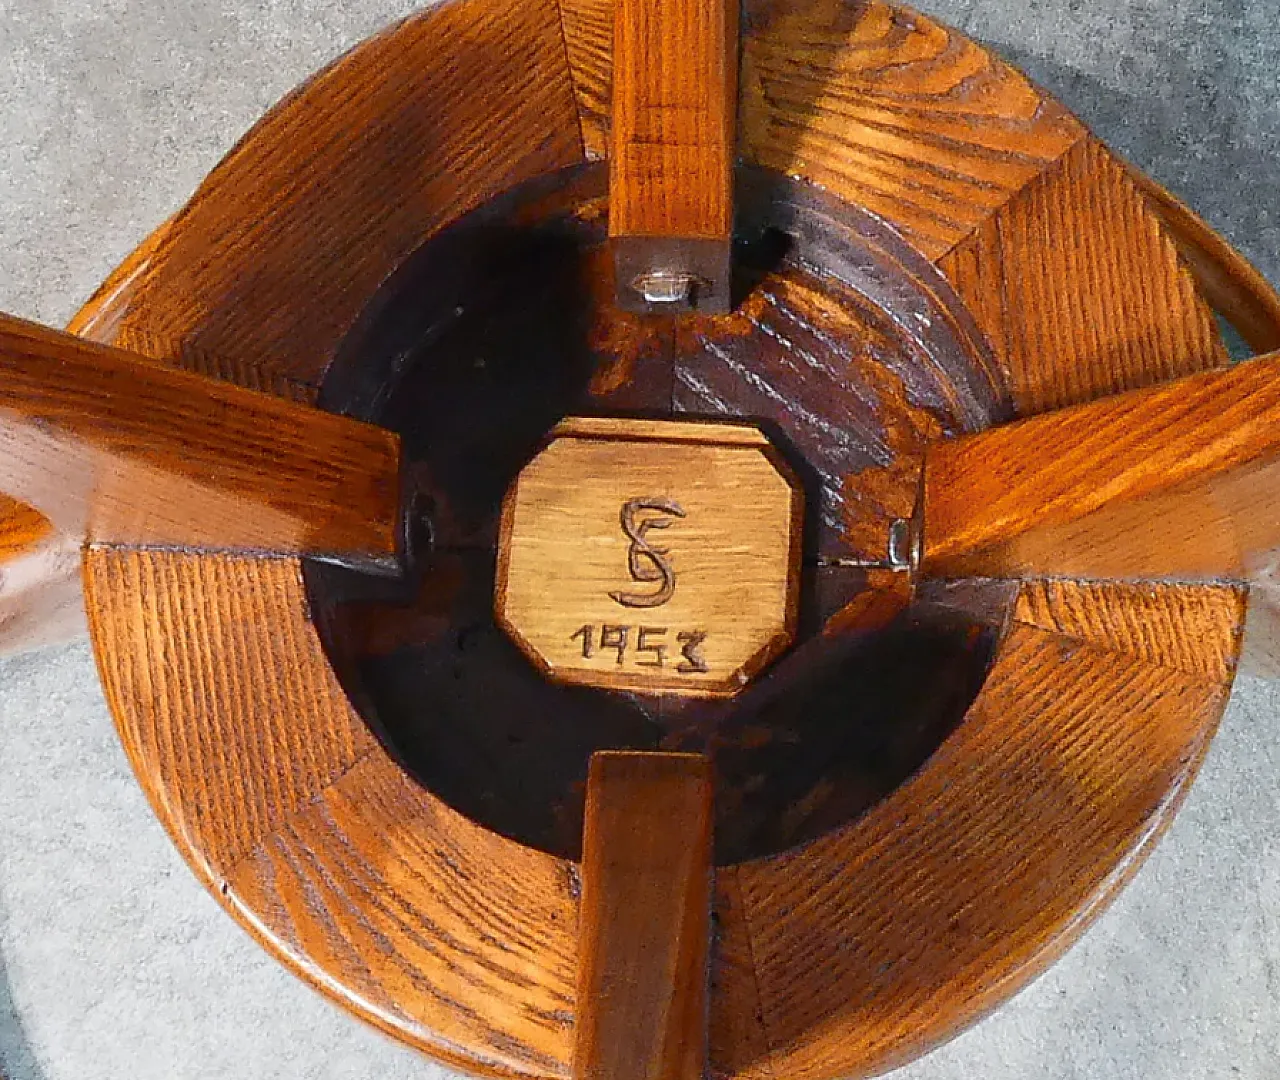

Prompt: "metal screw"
[633,269,696,305]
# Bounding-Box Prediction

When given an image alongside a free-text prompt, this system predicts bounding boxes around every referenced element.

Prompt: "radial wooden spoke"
[921,350,1280,582]
[0,311,401,567]
[609,0,736,312]
[575,751,714,1080]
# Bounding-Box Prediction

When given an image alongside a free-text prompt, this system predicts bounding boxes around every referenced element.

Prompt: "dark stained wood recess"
[56,0,1280,1076]
[304,162,1009,864]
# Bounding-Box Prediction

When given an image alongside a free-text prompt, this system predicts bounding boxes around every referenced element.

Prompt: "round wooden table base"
[31,0,1280,1077]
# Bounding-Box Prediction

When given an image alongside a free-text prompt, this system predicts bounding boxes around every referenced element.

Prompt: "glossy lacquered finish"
[0,311,401,566]
[12,0,1278,1078]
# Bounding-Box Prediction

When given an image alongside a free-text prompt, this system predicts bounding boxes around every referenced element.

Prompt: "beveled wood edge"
[871,674,1228,1073]
[556,0,1092,267]
[66,214,177,341]
[51,3,1267,1077]
[553,415,772,446]
[730,601,1241,1079]
[1128,165,1280,356]
[81,549,578,1080]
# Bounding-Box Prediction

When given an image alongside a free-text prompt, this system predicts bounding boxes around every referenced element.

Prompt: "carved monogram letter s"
[609,497,685,608]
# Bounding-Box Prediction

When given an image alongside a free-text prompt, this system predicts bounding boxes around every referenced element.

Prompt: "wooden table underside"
[11,0,1267,1075]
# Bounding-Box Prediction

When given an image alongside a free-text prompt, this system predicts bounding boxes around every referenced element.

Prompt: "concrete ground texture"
[2,0,1279,1076]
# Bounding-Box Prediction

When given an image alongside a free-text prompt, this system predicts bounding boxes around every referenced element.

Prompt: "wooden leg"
[575,750,713,1080]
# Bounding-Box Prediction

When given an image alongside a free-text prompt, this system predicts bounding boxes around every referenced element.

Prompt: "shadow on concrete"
[0,938,48,1080]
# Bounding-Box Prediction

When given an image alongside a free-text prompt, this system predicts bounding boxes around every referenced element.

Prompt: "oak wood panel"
[575,752,713,1080]
[921,351,1280,581]
[609,0,736,310]
[708,868,775,1080]
[735,620,1235,1080]
[561,0,615,159]
[0,312,400,565]
[671,172,1004,562]
[109,0,585,391]
[1013,580,1247,683]
[83,549,377,872]
[561,0,1086,259]
[1129,165,1280,356]
[496,419,802,697]
[85,546,583,1079]
[939,138,1227,416]
[227,749,580,1079]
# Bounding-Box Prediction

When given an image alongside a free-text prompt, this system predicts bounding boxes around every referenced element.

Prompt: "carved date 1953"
[571,624,709,674]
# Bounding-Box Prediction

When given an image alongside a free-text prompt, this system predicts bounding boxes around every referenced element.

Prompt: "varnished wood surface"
[104,0,586,393]
[562,0,1085,258]
[62,0,1261,1076]
[1013,579,1246,682]
[0,495,51,563]
[496,418,802,696]
[733,614,1237,1080]
[1129,165,1280,356]
[938,138,1227,416]
[84,547,582,1078]
[0,310,400,565]
[306,165,1002,865]
[575,752,712,1080]
[84,542,1247,1080]
[609,0,735,310]
[922,351,1280,581]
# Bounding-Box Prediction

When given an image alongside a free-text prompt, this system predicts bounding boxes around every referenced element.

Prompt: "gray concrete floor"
[2,0,1279,1076]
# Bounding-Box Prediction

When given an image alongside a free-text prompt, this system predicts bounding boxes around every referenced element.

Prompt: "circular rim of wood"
[67,1,1262,1077]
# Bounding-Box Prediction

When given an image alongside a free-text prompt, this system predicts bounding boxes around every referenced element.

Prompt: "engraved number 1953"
[570,624,708,674]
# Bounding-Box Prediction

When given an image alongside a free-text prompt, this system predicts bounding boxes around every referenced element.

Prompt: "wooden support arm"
[920,350,1280,582]
[575,751,714,1080]
[0,311,402,569]
[610,0,738,313]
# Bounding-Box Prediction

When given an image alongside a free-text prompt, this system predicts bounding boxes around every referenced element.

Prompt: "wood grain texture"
[1129,165,1280,356]
[733,619,1236,1080]
[673,170,1004,563]
[303,165,1000,863]
[575,752,713,1080]
[496,418,802,696]
[922,351,1280,581]
[562,0,1085,258]
[63,1,1256,1075]
[707,868,774,1080]
[104,0,584,392]
[227,750,579,1078]
[83,546,582,1078]
[0,495,51,563]
[86,539,1244,1080]
[609,0,735,240]
[939,138,1227,416]
[83,549,377,872]
[1013,580,1246,682]
[0,311,400,565]
[609,0,737,310]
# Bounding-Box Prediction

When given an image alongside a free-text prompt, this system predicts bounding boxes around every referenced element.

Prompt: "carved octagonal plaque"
[495,417,802,697]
